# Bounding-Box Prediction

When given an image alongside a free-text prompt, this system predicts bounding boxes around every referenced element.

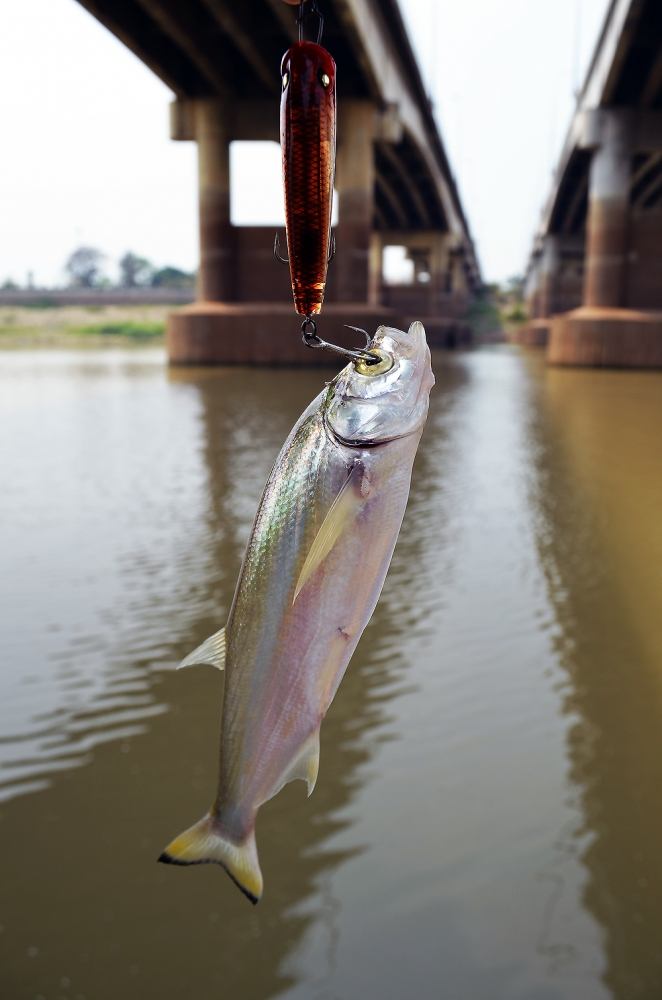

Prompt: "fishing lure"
[276,1,374,366]
[279,25,336,320]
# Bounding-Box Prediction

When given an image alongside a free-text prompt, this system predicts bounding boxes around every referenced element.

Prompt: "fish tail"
[158,814,263,904]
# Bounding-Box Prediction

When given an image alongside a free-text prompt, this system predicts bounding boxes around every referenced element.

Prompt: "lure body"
[280,41,336,317]
[159,323,434,903]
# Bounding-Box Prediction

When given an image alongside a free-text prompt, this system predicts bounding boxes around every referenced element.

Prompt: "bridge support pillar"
[379,232,471,346]
[549,112,662,367]
[166,96,394,365]
[518,236,561,347]
[335,102,379,305]
[195,99,234,302]
[539,235,560,319]
[526,237,559,347]
[584,114,631,309]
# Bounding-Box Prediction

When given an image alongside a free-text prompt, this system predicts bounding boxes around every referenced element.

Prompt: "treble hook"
[301,316,377,365]
[297,0,324,45]
[274,230,336,266]
[274,232,289,264]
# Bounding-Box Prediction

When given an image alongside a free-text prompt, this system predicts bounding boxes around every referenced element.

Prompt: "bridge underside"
[77,0,481,362]
[520,0,662,367]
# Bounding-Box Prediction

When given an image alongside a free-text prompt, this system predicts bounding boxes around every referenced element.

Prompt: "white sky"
[0,0,610,286]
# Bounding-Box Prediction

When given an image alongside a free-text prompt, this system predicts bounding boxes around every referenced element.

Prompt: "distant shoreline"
[0,289,192,308]
[0,303,169,348]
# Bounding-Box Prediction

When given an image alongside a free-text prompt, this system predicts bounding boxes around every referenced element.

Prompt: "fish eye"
[282,71,289,90]
[319,70,330,88]
[354,349,393,376]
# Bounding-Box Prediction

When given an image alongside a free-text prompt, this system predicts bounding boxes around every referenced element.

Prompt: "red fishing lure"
[280,40,336,319]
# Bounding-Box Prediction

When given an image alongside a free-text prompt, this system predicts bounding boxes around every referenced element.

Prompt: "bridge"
[522,0,662,367]
[75,0,481,363]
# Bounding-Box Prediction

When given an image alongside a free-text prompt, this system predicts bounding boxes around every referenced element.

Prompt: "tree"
[65,246,105,288]
[150,266,195,289]
[119,251,153,288]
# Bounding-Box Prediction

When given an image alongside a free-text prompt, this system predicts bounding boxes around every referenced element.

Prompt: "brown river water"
[1,345,661,1000]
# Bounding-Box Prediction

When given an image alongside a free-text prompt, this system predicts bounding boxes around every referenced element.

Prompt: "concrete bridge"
[75,0,481,363]
[523,0,662,367]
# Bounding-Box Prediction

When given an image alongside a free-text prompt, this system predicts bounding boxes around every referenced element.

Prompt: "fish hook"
[297,0,324,45]
[275,230,334,266]
[301,316,377,365]
[274,231,289,265]
[328,231,336,264]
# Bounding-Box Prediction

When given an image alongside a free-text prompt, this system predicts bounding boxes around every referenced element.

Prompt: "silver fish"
[159,322,434,902]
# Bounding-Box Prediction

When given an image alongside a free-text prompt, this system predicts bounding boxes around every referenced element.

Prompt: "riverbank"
[0,304,167,347]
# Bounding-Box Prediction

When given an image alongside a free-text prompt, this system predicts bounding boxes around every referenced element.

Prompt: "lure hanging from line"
[278,0,336,321]
[277,0,375,366]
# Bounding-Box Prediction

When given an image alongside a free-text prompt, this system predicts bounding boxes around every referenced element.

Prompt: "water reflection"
[0,349,465,998]
[3,346,661,998]
[0,350,193,800]
[526,357,662,999]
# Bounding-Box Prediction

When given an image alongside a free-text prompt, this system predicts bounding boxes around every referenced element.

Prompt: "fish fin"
[158,813,262,904]
[285,729,321,797]
[293,463,365,604]
[177,627,226,671]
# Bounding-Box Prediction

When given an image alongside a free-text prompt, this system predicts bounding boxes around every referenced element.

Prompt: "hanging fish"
[279,37,336,319]
[159,323,435,903]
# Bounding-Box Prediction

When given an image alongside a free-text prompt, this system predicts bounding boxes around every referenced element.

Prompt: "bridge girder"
[76,0,480,286]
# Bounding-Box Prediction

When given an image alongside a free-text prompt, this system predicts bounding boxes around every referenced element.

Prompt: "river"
[1,345,661,1000]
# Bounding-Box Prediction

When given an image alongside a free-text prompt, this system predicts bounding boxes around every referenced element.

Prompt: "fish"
[280,40,336,318]
[159,322,434,903]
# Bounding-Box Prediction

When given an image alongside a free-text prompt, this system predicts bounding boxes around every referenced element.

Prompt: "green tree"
[119,251,153,288]
[65,246,105,288]
[150,266,195,289]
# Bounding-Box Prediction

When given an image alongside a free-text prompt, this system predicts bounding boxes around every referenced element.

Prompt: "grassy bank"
[0,304,168,347]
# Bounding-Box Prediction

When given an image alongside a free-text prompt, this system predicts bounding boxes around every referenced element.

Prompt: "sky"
[0,0,611,286]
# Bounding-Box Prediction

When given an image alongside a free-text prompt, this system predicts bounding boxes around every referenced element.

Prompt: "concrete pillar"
[429,234,468,340]
[523,252,540,318]
[167,97,395,365]
[584,114,631,309]
[425,233,448,307]
[368,232,383,304]
[445,246,460,295]
[539,235,560,317]
[335,101,377,303]
[195,99,234,302]
[408,247,431,283]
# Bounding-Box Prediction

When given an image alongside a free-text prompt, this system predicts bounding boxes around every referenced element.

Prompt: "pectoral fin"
[293,463,367,604]
[177,627,226,670]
